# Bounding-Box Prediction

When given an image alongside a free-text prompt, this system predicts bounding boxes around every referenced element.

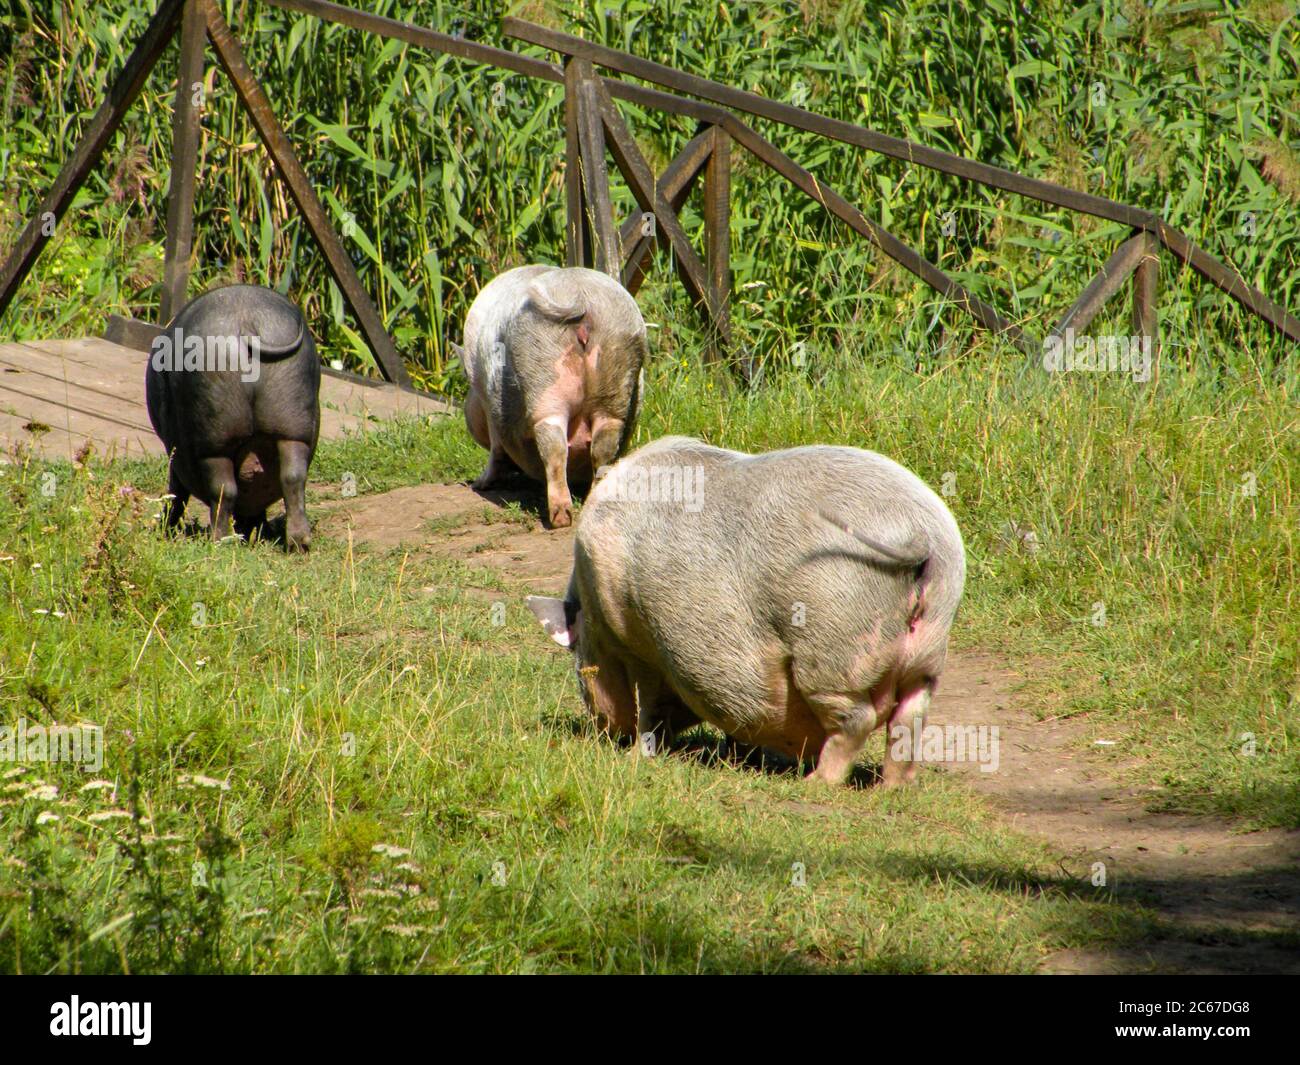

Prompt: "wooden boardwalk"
[0,336,449,462]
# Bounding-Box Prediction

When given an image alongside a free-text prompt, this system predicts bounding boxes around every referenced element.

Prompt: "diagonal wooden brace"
[1050,230,1148,339]
[593,81,718,337]
[617,127,714,293]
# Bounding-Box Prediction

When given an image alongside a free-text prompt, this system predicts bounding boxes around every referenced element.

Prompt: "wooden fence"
[1,0,1295,391]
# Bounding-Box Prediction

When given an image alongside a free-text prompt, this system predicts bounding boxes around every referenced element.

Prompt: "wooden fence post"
[160,0,207,325]
[562,58,589,269]
[703,124,731,363]
[1132,229,1159,351]
[573,63,618,277]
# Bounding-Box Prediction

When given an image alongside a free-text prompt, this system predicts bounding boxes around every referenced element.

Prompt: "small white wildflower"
[372,843,411,859]
[178,774,231,791]
[88,809,132,822]
[35,810,59,825]
[24,785,58,801]
[80,779,114,793]
[395,861,421,874]
[2,766,28,779]
[383,924,423,938]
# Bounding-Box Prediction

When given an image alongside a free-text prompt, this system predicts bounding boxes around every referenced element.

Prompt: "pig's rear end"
[463,265,646,527]
[146,285,320,548]
[770,446,966,784]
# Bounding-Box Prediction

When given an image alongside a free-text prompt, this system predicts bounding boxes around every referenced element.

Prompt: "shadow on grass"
[467,464,609,528]
[162,512,301,551]
[539,710,1299,972]
[540,711,882,787]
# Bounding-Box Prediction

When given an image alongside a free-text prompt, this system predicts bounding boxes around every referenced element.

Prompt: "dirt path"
[317,481,1300,975]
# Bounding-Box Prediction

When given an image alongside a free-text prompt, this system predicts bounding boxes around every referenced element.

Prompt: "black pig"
[145,285,320,549]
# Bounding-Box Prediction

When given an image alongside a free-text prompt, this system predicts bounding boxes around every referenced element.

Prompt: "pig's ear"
[448,341,465,361]
[526,596,580,648]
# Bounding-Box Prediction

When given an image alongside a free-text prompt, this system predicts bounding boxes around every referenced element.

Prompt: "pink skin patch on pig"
[532,333,605,475]
[568,416,592,453]
[231,439,283,514]
[532,344,587,426]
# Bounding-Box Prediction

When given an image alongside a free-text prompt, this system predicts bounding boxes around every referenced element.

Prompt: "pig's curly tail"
[815,508,929,570]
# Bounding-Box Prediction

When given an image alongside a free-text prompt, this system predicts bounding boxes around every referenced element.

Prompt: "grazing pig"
[460,265,647,528]
[527,437,966,786]
[145,284,320,549]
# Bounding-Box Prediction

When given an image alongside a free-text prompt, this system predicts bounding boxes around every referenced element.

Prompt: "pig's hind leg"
[163,465,190,531]
[533,417,573,528]
[278,439,312,551]
[588,416,626,483]
[804,691,882,785]
[198,456,239,542]
[881,680,932,787]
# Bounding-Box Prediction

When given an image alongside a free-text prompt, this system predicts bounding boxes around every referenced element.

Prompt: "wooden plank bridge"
[0,335,446,463]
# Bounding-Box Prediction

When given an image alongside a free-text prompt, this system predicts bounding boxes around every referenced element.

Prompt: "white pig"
[461,265,647,528]
[528,437,966,786]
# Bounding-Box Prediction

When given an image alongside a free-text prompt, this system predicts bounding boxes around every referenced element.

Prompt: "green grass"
[1,334,1295,972]
[0,423,1147,973]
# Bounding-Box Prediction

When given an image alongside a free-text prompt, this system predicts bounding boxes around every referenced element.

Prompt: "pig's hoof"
[285,524,312,552]
[548,502,573,529]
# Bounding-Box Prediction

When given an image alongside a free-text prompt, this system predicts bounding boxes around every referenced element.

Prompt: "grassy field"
[1,339,1295,973]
